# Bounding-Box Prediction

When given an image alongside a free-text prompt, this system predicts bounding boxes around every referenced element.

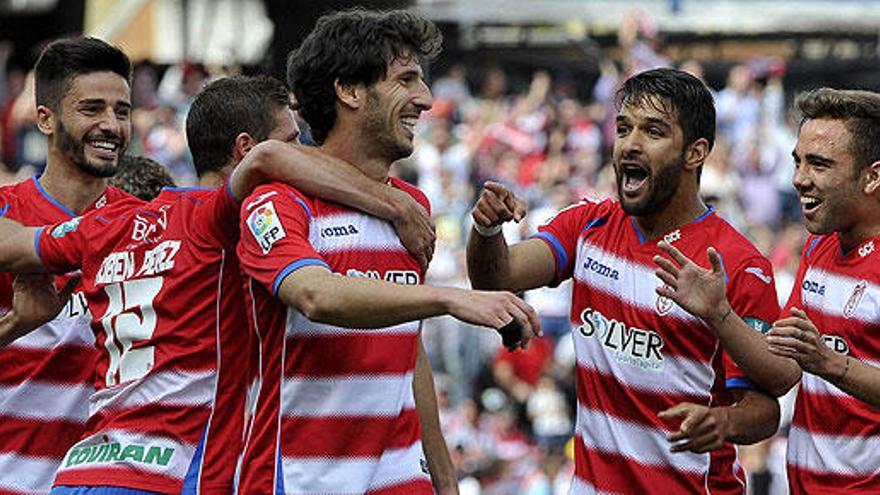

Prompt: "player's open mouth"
[400,115,418,137]
[800,195,822,215]
[621,163,650,196]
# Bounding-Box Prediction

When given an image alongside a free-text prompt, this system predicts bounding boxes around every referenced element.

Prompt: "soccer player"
[466,68,795,493]
[0,37,134,495]
[764,88,880,492]
[235,10,539,495]
[0,73,441,494]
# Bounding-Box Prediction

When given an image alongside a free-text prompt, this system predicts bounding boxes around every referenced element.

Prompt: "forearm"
[819,354,880,409]
[235,141,405,220]
[413,339,457,492]
[717,391,780,445]
[0,218,45,273]
[466,230,511,290]
[709,308,801,396]
[282,269,458,328]
[0,311,30,348]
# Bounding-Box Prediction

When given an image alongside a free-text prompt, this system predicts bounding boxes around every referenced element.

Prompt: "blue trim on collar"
[32,176,76,218]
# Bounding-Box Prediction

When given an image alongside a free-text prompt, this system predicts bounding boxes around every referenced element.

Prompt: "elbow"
[291,286,335,324]
[765,366,802,398]
[247,140,287,178]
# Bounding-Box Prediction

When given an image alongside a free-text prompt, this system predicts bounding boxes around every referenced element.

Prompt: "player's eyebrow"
[77,98,132,109]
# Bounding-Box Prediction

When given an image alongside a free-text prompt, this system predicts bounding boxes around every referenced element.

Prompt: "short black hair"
[287,8,442,144]
[34,37,132,112]
[185,75,290,175]
[109,155,176,200]
[615,68,716,153]
[795,87,880,173]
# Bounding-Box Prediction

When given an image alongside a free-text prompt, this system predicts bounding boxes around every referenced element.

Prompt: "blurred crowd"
[0,11,808,495]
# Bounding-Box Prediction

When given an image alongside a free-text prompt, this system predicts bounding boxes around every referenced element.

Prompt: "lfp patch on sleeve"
[247,201,286,254]
[52,217,82,238]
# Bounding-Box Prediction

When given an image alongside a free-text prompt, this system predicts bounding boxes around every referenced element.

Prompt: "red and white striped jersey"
[236,179,433,495]
[0,177,129,495]
[35,185,252,494]
[535,198,779,494]
[784,233,880,494]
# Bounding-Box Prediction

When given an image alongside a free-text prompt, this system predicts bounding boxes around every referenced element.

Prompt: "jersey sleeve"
[238,182,330,296]
[533,199,607,285]
[722,254,781,390]
[35,215,90,274]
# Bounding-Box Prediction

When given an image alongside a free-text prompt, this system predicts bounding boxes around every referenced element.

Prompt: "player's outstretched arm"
[769,308,880,408]
[466,181,556,292]
[659,389,779,454]
[0,273,78,347]
[0,217,46,273]
[653,241,801,396]
[413,337,458,495]
[229,140,435,270]
[277,264,540,346]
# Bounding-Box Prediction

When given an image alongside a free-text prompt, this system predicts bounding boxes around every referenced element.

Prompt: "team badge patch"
[52,217,82,238]
[247,201,286,254]
[844,280,868,318]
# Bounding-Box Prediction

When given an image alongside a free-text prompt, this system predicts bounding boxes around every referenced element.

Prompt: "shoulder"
[243,181,314,217]
[542,197,617,229]
[706,214,770,268]
[0,178,36,210]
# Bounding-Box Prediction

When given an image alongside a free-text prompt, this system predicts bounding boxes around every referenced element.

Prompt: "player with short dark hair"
[762,88,880,493]
[236,9,538,495]
[467,68,799,494]
[0,36,134,495]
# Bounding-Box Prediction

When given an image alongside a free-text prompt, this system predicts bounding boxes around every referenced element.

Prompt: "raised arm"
[466,181,556,292]
[769,307,880,408]
[229,140,435,270]
[276,264,540,348]
[0,217,46,273]
[653,241,801,396]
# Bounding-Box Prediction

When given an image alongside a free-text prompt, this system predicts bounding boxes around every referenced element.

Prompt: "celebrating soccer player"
[234,9,539,495]
[764,88,880,493]
[466,68,797,494]
[0,37,135,495]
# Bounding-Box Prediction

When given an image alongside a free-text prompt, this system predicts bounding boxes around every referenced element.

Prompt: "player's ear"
[334,78,363,110]
[863,159,880,196]
[233,132,258,162]
[36,105,55,137]
[684,138,710,171]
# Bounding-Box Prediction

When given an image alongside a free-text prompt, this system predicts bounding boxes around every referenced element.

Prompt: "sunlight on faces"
[613,97,687,216]
[361,53,433,162]
[793,118,864,236]
[53,71,131,178]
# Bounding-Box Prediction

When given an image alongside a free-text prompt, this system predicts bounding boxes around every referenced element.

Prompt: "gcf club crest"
[656,286,674,315]
[843,280,868,318]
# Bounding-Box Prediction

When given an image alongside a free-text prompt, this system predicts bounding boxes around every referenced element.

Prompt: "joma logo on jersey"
[346,268,419,285]
[576,308,665,370]
[321,224,359,238]
[584,256,619,280]
[802,279,826,296]
[65,442,174,468]
[96,241,180,285]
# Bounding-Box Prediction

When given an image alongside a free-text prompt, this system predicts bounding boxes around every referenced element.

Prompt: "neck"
[39,150,107,215]
[321,127,389,183]
[633,191,708,241]
[839,214,880,254]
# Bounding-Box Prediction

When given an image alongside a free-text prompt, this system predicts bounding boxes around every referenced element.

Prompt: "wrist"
[472,222,502,237]
[823,353,851,383]
[704,302,733,328]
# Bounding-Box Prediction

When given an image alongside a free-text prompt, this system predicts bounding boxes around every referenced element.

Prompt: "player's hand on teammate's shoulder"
[445,288,541,350]
[471,181,527,230]
[388,188,435,272]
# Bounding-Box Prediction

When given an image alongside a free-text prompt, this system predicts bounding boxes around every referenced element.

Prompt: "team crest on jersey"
[51,217,82,238]
[843,280,868,318]
[655,287,674,315]
[248,200,286,254]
